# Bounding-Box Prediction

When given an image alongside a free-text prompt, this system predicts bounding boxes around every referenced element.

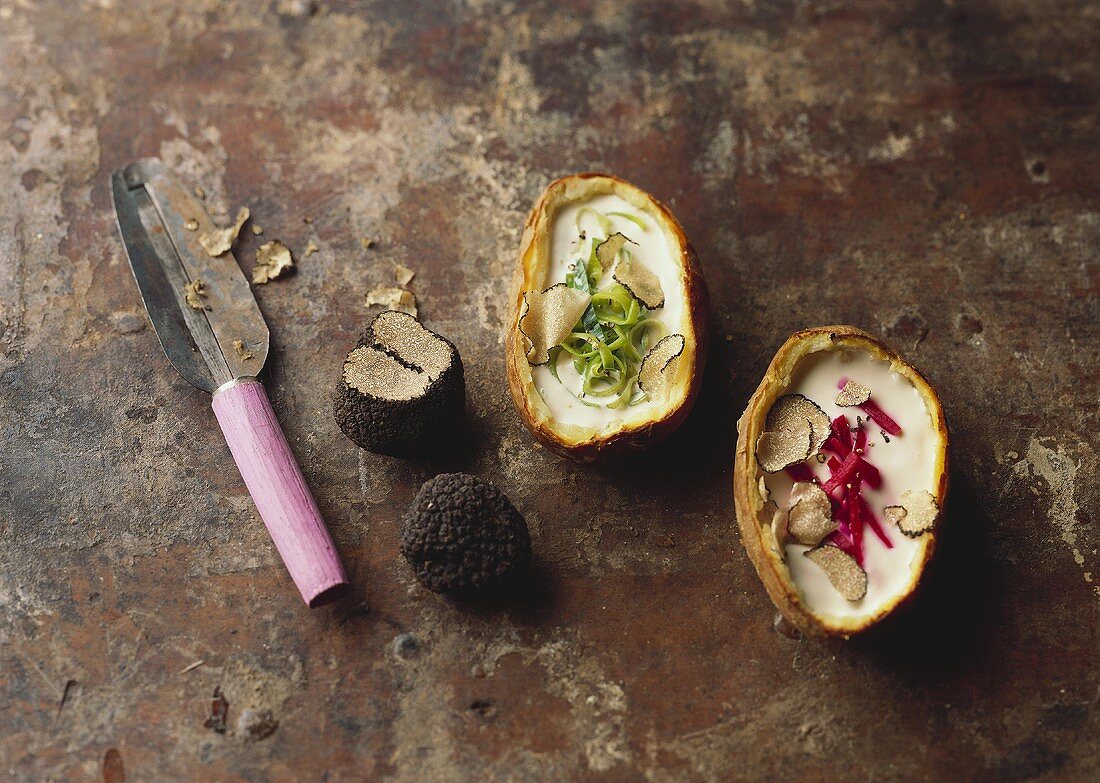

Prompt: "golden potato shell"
[733,326,949,638]
[505,173,709,462]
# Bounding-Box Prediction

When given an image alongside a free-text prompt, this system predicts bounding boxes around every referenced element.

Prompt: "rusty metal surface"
[1,1,1097,781]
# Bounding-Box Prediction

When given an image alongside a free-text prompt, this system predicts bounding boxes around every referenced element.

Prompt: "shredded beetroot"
[822,449,860,495]
[847,481,864,564]
[857,458,882,489]
[857,494,893,548]
[785,463,815,483]
[861,398,903,436]
[831,415,852,452]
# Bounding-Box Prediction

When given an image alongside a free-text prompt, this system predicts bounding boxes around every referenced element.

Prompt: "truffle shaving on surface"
[613,253,665,309]
[786,481,836,546]
[184,279,209,310]
[887,490,939,537]
[199,207,249,257]
[805,545,868,601]
[394,264,416,286]
[365,285,417,317]
[518,283,591,365]
[595,232,632,272]
[765,394,831,454]
[252,240,294,284]
[637,333,685,398]
[836,379,871,407]
[755,427,811,473]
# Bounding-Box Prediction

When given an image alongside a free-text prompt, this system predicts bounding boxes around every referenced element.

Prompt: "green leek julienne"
[554,207,665,409]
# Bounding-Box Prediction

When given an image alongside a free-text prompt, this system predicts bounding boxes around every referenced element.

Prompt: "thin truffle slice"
[805,545,868,601]
[786,481,836,546]
[887,490,939,537]
[519,283,590,365]
[595,232,632,272]
[637,333,685,399]
[836,379,871,407]
[613,253,665,309]
[766,394,831,454]
[334,310,464,455]
[756,427,811,473]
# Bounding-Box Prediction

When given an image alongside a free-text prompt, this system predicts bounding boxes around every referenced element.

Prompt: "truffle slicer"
[110,157,348,607]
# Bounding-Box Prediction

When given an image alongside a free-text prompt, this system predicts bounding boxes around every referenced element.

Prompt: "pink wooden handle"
[211,378,348,607]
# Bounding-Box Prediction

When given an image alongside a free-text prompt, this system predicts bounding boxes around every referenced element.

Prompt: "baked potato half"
[505,173,708,462]
[734,326,949,638]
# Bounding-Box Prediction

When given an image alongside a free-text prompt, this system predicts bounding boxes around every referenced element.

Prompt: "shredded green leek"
[549,207,663,408]
[607,211,647,231]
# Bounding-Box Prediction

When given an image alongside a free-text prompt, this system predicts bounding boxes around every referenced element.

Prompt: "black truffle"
[401,473,531,594]
[334,310,464,455]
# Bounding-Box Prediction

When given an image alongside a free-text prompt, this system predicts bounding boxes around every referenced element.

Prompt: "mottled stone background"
[1,1,1097,781]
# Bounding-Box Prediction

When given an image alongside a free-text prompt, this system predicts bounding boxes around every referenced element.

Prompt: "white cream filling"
[763,349,939,620]
[530,194,686,431]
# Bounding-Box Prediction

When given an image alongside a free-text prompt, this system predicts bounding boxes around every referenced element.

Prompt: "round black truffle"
[401,473,531,594]
[334,310,464,455]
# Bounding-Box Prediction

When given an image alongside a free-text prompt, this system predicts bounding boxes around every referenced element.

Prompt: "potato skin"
[733,326,950,638]
[505,173,709,462]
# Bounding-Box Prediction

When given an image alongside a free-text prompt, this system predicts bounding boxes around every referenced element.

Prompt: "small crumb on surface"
[252,240,294,284]
[233,340,254,361]
[199,206,249,257]
[304,240,319,256]
[394,264,415,286]
[365,285,417,316]
[184,279,209,310]
[251,224,263,235]
[361,237,375,249]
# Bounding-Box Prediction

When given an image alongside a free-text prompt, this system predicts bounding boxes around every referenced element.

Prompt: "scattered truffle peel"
[199,206,250,257]
[252,240,294,284]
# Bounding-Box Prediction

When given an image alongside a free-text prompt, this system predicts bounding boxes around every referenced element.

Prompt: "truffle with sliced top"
[401,473,531,594]
[333,310,464,455]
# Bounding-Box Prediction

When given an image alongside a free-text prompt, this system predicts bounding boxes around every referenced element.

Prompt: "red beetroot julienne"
[847,478,865,564]
[837,377,904,436]
[786,462,816,483]
[822,449,861,495]
[857,494,893,549]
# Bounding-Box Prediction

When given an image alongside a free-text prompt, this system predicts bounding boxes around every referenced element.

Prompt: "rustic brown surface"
[1,1,1097,781]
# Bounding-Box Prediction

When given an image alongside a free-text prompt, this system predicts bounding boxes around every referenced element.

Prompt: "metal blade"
[111,158,270,393]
